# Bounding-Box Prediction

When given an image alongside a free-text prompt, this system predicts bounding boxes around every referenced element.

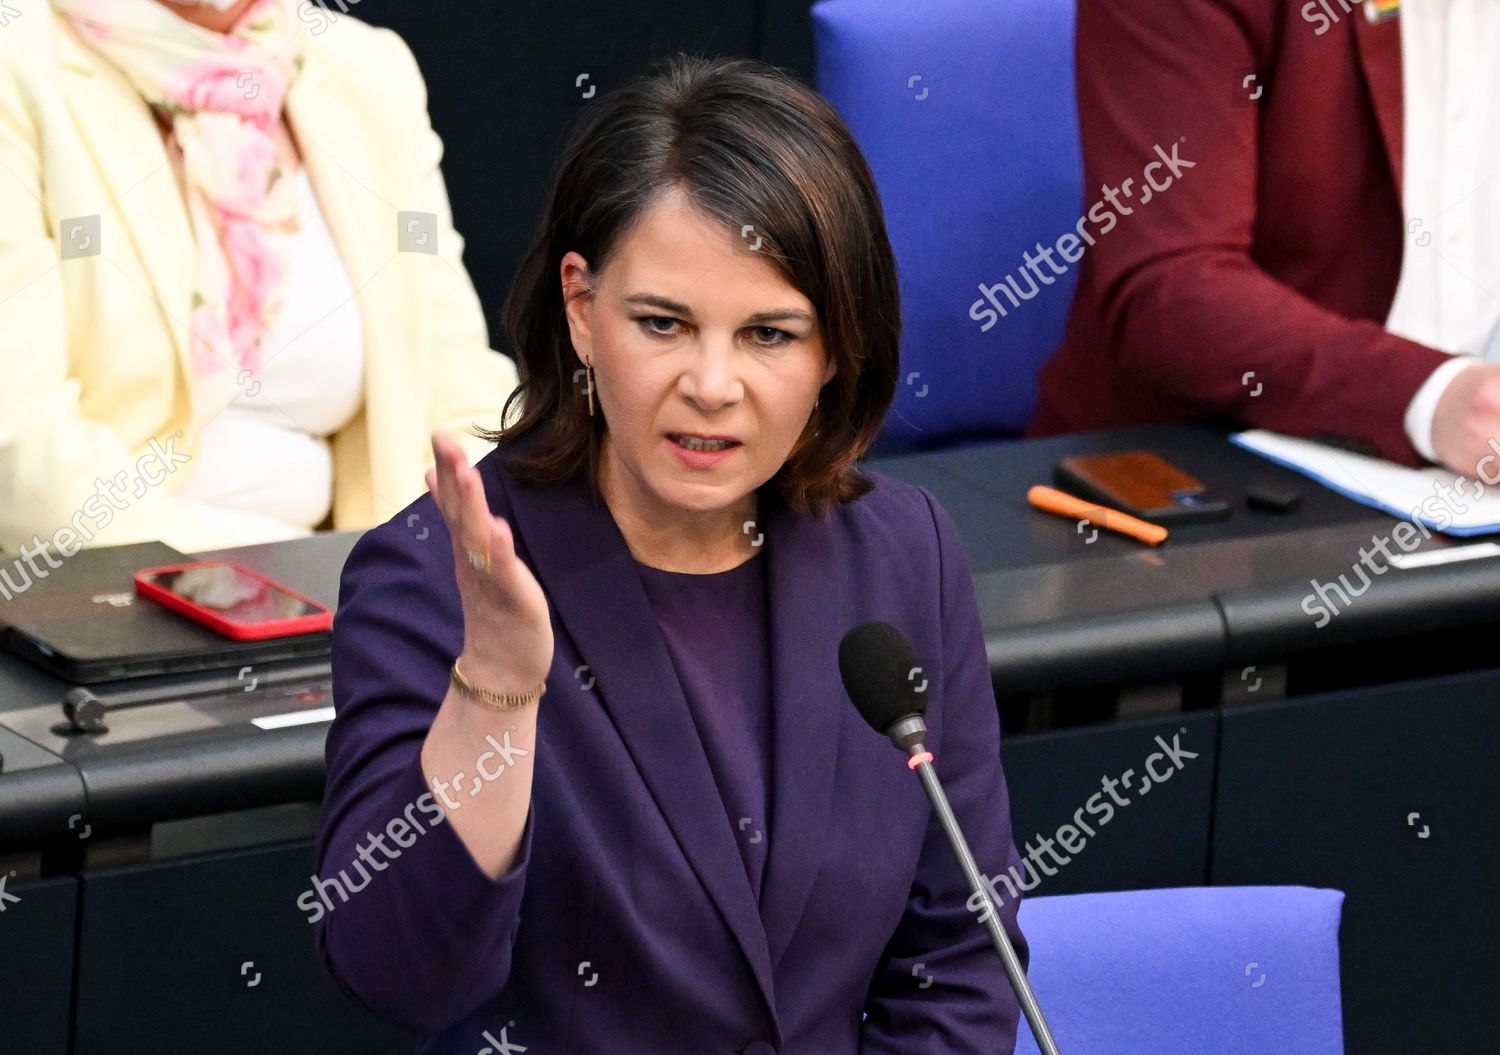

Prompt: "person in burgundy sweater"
[1029,0,1500,477]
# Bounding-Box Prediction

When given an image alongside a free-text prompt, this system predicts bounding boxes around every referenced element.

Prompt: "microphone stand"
[892,716,1062,1055]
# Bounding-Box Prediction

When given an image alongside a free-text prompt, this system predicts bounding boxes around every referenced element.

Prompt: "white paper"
[1231,429,1500,536]
[1389,543,1500,569]
[251,705,336,730]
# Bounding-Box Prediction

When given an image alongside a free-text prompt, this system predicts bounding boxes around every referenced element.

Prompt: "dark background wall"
[355,1,817,347]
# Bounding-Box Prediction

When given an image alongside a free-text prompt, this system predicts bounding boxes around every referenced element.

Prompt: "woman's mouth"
[667,434,740,452]
[665,434,742,468]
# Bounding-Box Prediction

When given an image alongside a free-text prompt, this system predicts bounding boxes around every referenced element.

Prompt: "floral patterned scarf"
[53,0,307,377]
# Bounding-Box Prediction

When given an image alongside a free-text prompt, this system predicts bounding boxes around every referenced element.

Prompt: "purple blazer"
[313,429,1029,1054]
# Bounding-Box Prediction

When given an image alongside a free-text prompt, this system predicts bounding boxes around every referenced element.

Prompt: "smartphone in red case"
[134,561,333,640]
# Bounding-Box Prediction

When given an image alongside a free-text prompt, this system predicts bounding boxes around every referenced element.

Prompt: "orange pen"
[1026,485,1169,547]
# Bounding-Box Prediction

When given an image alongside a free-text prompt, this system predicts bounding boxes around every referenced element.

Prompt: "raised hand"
[424,431,554,694]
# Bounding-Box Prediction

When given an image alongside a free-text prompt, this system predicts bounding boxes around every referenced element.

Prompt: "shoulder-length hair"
[483,53,901,520]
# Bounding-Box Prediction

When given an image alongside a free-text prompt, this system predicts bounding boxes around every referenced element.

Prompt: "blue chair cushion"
[1014,885,1345,1054]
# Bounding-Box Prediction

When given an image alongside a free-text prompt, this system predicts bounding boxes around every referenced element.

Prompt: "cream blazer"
[0,9,519,554]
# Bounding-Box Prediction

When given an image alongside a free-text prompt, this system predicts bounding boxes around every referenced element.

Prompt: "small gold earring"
[586,361,595,417]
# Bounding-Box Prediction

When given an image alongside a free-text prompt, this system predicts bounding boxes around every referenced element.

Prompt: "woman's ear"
[560,251,595,364]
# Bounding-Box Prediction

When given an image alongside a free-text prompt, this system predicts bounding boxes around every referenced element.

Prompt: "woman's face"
[153,0,260,33]
[561,187,836,521]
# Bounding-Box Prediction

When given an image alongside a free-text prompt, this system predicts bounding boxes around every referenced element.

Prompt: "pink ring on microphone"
[907,751,934,769]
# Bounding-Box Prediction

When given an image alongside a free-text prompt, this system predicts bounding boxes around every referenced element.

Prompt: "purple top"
[634,550,774,908]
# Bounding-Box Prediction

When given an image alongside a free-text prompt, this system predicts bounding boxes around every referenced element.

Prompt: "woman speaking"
[314,55,1030,1054]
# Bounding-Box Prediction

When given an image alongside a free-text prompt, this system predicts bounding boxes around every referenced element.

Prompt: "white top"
[1390,0,1500,462]
[176,166,366,542]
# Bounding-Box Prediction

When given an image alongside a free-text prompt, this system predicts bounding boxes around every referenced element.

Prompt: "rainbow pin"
[1364,0,1400,24]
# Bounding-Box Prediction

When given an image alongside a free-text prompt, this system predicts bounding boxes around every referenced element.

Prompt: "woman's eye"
[637,316,682,337]
[750,326,793,347]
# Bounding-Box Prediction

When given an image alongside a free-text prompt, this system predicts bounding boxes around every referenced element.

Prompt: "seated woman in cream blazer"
[0,0,518,555]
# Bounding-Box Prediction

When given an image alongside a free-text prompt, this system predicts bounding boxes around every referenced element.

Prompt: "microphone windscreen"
[838,620,929,735]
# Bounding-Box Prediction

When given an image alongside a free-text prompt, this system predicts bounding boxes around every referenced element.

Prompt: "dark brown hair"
[484,53,901,520]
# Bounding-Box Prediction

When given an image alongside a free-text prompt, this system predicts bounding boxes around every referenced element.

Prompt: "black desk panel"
[72,839,414,1055]
[0,726,85,849]
[0,875,76,1055]
[1001,712,1217,896]
[0,659,334,836]
[1219,549,1500,663]
[1212,669,1500,1054]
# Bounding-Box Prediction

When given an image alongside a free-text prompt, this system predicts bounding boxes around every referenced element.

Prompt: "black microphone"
[839,620,1062,1055]
[838,620,931,750]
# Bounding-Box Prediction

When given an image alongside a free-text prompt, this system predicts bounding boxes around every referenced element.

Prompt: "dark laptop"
[0,541,330,684]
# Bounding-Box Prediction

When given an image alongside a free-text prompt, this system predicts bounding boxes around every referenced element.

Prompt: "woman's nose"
[682,340,743,409]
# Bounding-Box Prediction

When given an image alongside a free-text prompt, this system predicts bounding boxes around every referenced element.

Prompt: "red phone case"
[134,561,333,641]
